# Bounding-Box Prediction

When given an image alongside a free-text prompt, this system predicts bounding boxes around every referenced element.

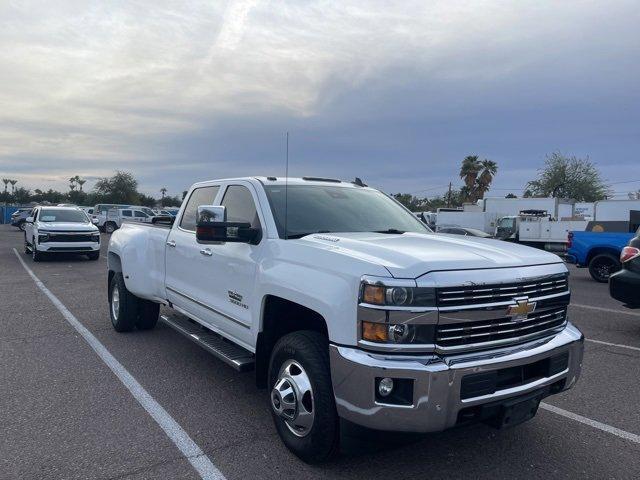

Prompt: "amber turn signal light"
[362,284,385,305]
[362,321,388,342]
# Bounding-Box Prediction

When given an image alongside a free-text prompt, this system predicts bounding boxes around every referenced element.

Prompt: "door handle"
[200,248,213,256]
[166,240,176,247]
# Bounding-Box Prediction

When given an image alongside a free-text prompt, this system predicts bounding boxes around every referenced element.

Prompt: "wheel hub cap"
[271,360,314,437]
[111,285,120,321]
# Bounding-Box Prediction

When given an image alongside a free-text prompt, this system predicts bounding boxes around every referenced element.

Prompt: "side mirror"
[91,217,99,224]
[195,205,260,244]
[26,216,34,223]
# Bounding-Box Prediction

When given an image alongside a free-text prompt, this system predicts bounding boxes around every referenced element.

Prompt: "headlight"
[38,233,49,242]
[361,283,435,307]
[361,321,434,344]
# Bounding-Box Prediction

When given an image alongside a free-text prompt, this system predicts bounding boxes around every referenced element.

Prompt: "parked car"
[438,226,493,237]
[609,234,640,308]
[24,206,101,262]
[107,176,583,463]
[103,207,172,233]
[567,229,637,282]
[10,208,33,231]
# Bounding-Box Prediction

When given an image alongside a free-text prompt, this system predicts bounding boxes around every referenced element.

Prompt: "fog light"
[378,377,394,397]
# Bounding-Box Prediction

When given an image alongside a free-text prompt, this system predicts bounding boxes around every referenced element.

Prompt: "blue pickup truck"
[567,229,638,282]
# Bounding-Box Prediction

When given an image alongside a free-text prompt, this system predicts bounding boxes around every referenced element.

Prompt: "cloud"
[0,0,638,197]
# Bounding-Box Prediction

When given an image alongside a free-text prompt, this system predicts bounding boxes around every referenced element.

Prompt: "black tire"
[87,251,100,261]
[268,331,339,464]
[136,300,160,330]
[32,240,43,262]
[105,222,117,234]
[18,221,26,231]
[24,235,30,255]
[588,253,621,283]
[109,272,138,332]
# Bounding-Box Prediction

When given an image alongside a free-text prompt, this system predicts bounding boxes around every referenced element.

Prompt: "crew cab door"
[198,182,264,347]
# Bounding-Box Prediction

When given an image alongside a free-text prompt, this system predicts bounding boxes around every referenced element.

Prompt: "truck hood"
[296,232,563,278]
[37,222,98,232]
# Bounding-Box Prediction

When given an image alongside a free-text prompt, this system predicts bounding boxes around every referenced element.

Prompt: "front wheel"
[87,251,100,261]
[18,222,26,231]
[32,242,43,262]
[588,253,620,283]
[268,331,339,464]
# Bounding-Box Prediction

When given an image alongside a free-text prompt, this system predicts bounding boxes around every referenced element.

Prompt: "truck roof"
[191,176,370,189]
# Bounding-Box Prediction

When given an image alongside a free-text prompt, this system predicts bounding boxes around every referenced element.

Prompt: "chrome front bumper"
[330,323,584,432]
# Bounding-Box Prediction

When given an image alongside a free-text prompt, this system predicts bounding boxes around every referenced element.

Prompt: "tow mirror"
[195,205,260,244]
[26,216,34,223]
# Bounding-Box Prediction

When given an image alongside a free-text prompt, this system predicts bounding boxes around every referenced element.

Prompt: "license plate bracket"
[493,392,543,428]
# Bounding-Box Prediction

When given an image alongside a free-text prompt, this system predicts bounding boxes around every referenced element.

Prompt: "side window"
[134,211,147,218]
[122,210,132,217]
[180,186,220,231]
[221,185,260,228]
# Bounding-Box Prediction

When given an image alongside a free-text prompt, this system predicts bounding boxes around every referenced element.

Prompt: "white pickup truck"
[107,177,584,463]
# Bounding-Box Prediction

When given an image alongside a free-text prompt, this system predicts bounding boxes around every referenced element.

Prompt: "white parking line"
[585,338,640,352]
[571,303,640,317]
[13,249,226,480]
[540,403,640,445]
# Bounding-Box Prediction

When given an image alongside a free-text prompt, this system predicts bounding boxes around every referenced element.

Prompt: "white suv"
[24,206,101,262]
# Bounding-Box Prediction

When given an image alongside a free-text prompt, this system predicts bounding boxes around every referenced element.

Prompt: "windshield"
[497,217,515,229]
[264,185,430,238]
[39,209,89,223]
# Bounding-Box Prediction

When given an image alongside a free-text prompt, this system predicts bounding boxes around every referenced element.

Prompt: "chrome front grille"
[436,274,568,307]
[436,306,567,351]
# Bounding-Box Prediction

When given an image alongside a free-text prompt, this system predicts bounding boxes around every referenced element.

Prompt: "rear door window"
[180,186,220,231]
[122,210,132,217]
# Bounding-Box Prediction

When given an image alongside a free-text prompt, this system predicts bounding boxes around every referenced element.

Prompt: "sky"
[1,0,639,200]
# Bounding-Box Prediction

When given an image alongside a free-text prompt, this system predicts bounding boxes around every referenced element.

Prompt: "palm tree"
[459,156,481,201]
[2,178,9,194]
[476,159,498,199]
[77,178,86,192]
[9,179,17,193]
[69,176,77,191]
[160,187,167,206]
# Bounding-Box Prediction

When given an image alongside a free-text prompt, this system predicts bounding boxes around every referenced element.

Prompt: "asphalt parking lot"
[1,224,639,480]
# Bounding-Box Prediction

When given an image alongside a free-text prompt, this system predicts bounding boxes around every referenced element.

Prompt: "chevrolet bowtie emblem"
[507,297,536,321]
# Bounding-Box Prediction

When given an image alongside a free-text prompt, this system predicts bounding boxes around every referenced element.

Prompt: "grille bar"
[437,274,568,307]
[436,307,567,349]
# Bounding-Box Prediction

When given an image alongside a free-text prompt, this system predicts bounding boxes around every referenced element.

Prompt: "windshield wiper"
[373,229,405,234]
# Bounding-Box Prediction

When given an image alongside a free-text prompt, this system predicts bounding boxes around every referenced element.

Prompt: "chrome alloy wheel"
[111,284,120,322]
[271,359,315,437]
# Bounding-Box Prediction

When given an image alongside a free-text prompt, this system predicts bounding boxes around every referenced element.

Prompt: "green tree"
[138,193,157,207]
[459,156,481,197]
[392,193,428,211]
[160,187,167,206]
[525,152,610,201]
[94,171,139,204]
[476,159,498,199]
[13,187,31,204]
[505,193,518,198]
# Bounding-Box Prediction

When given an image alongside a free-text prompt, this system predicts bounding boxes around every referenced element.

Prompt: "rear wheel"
[268,331,339,464]
[109,273,137,332]
[136,300,159,330]
[105,222,117,234]
[588,253,620,282]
